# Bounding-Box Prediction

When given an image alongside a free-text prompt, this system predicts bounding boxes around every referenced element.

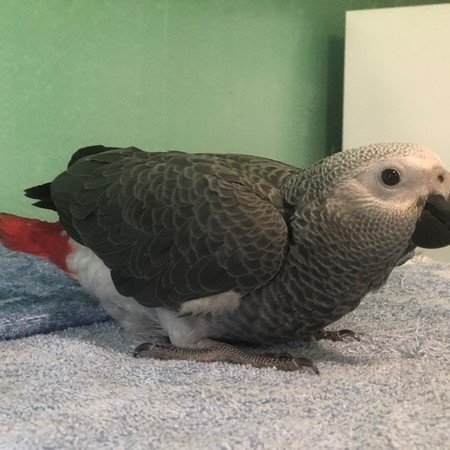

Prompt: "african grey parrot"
[1,142,450,372]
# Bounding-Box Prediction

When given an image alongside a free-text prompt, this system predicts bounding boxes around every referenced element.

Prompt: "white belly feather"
[66,241,239,347]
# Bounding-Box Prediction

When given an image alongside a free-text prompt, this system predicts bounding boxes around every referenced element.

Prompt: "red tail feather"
[0,213,73,274]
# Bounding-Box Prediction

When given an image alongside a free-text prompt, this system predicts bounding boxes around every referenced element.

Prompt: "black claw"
[133,342,153,357]
[338,329,361,342]
[314,329,361,342]
[296,357,320,375]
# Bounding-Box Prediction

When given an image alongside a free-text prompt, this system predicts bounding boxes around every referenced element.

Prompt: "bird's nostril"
[438,174,445,183]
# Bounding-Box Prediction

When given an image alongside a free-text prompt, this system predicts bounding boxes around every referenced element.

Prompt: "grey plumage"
[25,142,450,371]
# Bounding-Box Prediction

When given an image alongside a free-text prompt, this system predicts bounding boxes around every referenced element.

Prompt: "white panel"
[343,4,450,261]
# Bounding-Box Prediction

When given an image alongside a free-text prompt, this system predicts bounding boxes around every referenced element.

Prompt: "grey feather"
[35,143,450,355]
[51,148,296,308]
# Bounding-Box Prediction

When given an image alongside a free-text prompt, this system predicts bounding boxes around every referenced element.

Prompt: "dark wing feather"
[50,147,296,310]
[24,145,117,211]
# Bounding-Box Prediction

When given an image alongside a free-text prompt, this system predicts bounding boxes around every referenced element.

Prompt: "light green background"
[0,0,443,219]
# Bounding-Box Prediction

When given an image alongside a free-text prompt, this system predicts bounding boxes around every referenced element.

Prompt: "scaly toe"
[260,352,319,373]
[133,342,319,373]
[314,329,361,342]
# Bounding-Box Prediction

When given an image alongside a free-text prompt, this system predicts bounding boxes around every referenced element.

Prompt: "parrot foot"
[133,342,319,374]
[313,329,361,342]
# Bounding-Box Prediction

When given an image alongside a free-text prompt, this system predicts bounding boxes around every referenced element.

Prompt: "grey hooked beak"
[411,195,450,248]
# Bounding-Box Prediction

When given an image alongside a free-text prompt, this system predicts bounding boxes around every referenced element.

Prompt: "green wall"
[0,0,444,218]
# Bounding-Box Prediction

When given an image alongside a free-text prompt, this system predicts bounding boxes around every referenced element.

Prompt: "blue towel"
[0,243,110,340]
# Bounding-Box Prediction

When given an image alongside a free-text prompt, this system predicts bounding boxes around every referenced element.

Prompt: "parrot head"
[284,142,450,266]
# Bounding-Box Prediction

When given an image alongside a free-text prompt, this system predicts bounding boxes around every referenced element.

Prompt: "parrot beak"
[411,194,450,248]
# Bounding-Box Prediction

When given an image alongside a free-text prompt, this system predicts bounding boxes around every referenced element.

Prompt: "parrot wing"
[50,147,296,309]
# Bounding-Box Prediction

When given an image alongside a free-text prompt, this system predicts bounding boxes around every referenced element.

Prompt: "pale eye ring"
[381,168,401,186]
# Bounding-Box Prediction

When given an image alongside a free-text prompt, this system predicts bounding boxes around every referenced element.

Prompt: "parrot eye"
[381,168,401,186]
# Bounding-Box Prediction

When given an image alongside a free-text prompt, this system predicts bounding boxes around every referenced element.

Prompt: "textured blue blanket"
[0,243,110,340]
